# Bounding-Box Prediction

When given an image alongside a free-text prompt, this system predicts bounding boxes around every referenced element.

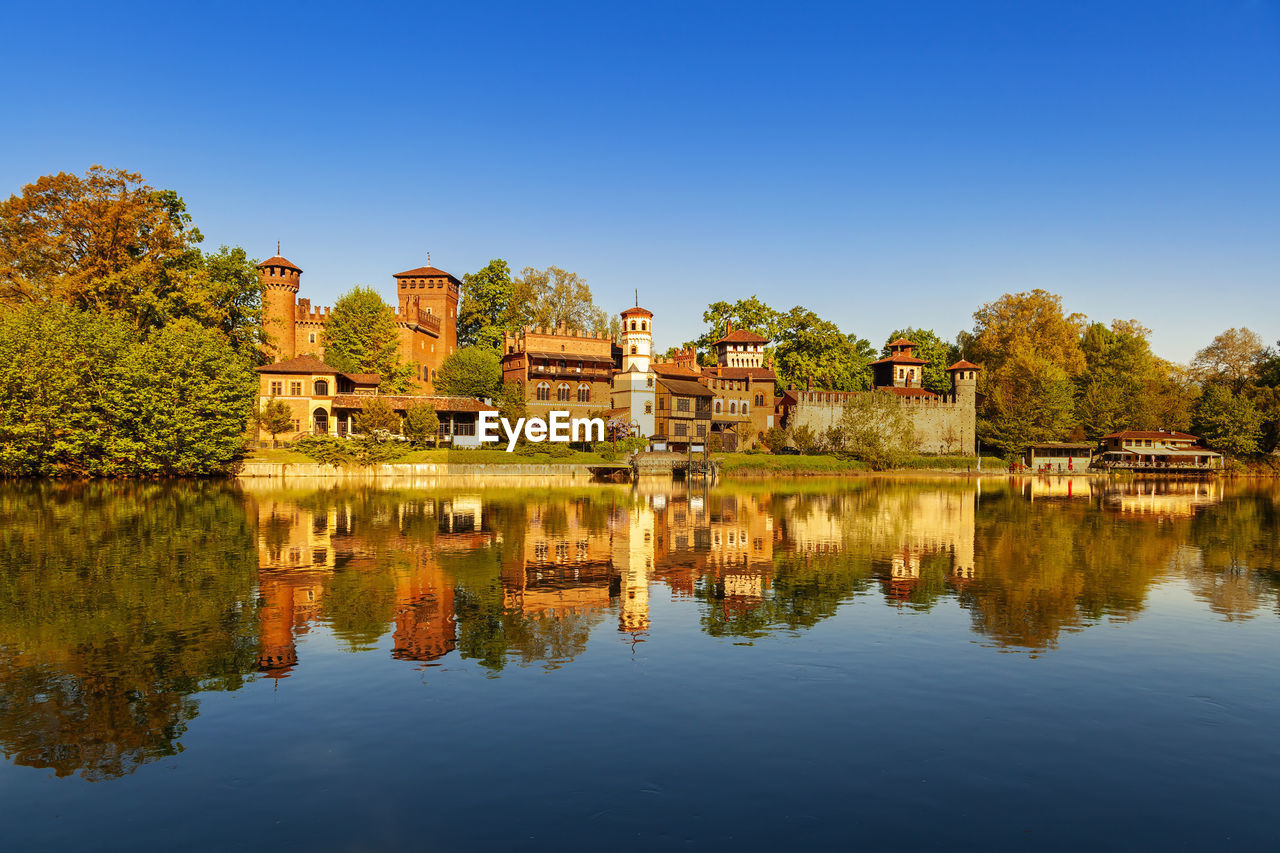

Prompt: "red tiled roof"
[341,372,382,386]
[1102,430,1199,441]
[331,395,490,413]
[654,363,701,378]
[887,337,916,348]
[713,329,769,345]
[256,355,338,375]
[257,255,301,271]
[394,265,460,281]
[947,360,980,370]
[620,306,653,318]
[869,354,928,366]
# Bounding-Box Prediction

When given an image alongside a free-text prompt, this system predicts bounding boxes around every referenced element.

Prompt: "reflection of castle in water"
[247,481,987,673]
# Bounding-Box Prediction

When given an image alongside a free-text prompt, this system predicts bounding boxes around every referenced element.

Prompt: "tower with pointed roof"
[871,338,928,389]
[612,305,657,439]
[258,255,302,361]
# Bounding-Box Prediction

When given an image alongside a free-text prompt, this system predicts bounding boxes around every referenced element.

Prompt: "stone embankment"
[237,462,604,481]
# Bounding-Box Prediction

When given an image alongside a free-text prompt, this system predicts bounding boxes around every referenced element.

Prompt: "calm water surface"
[1,477,1278,850]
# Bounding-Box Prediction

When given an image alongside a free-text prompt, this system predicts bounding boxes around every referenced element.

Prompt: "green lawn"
[714,452,1005,476]
[243,446,620,466]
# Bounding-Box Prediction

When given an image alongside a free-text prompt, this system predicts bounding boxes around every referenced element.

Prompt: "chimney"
[806,376,812,392]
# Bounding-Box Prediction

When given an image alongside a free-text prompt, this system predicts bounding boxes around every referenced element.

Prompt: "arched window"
[646,376,653,387]
[536,382,551,401]
[641,321,647,331]
[742,402,749,416]
[714,400,722,414]
[630,321,637,330]
[644,401,652,414]
[630,345,637,355]
[729,401,737,414]
[577,383,590,403]
[557,383,571,402]
[313,379,329,396]
[313,409,329,435]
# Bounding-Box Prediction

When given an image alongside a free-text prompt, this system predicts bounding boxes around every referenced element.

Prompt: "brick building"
[501,324,620,421]
[259,255,459,393]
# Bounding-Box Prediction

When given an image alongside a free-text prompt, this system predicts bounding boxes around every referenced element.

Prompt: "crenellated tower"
[258,255,302,362]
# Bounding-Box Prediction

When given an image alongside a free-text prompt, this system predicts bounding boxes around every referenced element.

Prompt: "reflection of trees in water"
[1185,488,1280,621]
[0,482,258,780]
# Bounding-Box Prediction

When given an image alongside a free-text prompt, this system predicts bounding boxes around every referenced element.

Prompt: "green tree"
[496,381,527,422]
[435,345,502,399]
[322,286,414,393]
[255,398,294,445]
[695,296,784,352]
[1192,327,1265,391]
[1193,385,1263,456]
[882,328,958,394]
[829,390,915,470]
[458,259,516,349]
[513,266,613,336]
[774,307,873,391]
[402,402,440,445]
[761,426,788,453]
[979,345,1078,454]
[357,396,401,435]
[0,167,264,354]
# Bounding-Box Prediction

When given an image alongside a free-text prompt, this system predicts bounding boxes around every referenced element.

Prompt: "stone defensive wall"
[789,390,976,455]
[237,462,607,482]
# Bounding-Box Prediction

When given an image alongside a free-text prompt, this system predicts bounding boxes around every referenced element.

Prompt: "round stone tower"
[257,254,302,362]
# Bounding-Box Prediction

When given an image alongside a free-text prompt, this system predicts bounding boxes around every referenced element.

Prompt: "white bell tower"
[612,305,656,440]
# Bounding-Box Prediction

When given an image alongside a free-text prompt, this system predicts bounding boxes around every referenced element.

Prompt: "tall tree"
[829,390,916,470]
[1193,385,1263,456]
[1192,327,1265,391]
[695,297,784,352]
[774,307,873,391]
[513,266,612,336]
[979,345,1078,454]
[458,259,516,349]
[0,167,262,353]
[322,286,413,393]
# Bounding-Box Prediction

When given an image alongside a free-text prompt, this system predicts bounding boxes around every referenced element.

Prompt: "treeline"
[0,167,264,477]
[680,291,1280,459]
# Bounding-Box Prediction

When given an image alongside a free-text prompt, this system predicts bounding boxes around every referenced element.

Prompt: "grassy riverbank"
[246,447,619,466]
[714,453,1007,477]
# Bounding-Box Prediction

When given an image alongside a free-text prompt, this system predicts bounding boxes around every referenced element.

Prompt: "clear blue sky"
[4,1,1278,362]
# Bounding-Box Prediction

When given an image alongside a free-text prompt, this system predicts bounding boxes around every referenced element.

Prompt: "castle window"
[715,400,722,414]
[577,383,590,403]
[313,380,329,396]
[755,393,764,406]
[646,377,653,387]
[557,383,571,402]
[537,382,551,401]
[728,401,736,414]
[309,332,316,344]
[270,381,282,396]
[641,321,647,331]
[631,321,637,330]
[742,402,749,416]
[644,401,652,414]
[630,345,637,355]
[290,381,302,396]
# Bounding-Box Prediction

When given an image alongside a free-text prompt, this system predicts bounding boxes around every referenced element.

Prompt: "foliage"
[513,266,614,337]
[695,297,784,352]
[292,435,407,467]
[322,286,414,393]
[255,398,294,442]
[496,381,527,422]
[882,328,957,394]
[775,307,873,391]
[1193,385,1263,456]
[402,402,439,444]
[788,424,820,454]
[356,396,401,435]
[1074,320,1195,439]
[458,259,516,349]
[1192,327,1265,391]
[762,426,788,453]
[0,304,255,477]
[435,345,503,399]
[978,346,1078,454]
[0,167,264,354]
[826,390,915,470]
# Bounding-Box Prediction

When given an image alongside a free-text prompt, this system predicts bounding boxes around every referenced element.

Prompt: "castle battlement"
[796,390,962,409]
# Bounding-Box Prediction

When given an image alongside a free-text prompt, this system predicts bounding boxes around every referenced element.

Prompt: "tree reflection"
[0,482,258,780]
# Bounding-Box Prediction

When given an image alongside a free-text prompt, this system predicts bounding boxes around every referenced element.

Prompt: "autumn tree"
[322,286,414,393]
[458,258,516,349]
[435,345,503,399]
[1192,327,1265,391]
[0,166,263,353]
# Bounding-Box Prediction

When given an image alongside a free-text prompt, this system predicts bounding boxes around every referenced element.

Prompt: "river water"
[1,477,1277,850]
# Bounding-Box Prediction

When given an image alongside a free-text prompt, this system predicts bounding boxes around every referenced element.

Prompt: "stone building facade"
[259,255,459,394]
[781,344,980,455]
